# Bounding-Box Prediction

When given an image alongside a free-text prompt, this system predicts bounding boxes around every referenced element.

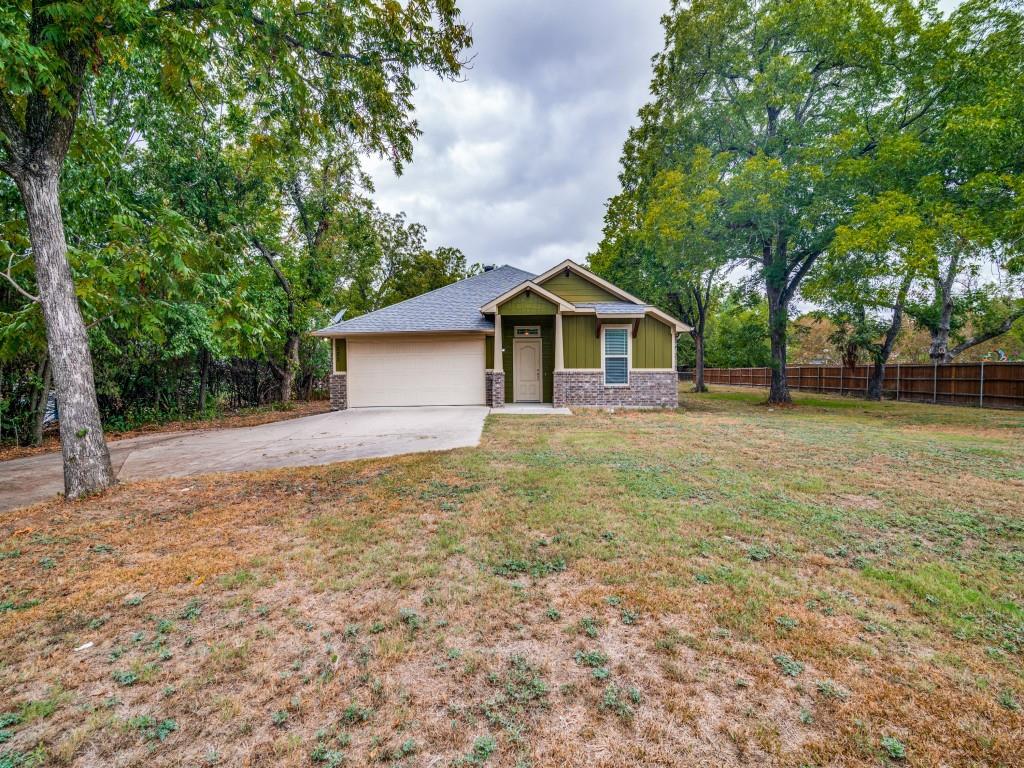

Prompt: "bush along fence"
[700,362,1024,409]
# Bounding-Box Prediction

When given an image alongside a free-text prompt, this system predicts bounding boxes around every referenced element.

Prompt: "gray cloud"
[364,0,670,274]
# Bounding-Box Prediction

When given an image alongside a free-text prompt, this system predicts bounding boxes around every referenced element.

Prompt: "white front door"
[513,339,542,402]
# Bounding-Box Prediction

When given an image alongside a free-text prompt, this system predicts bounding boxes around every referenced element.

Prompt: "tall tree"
[336,208,474,316]
[804,190,931,398]
[647,0,962,403]
[244,143,369,403]
[0,1,470,497]
[895,0,1024,361]
[643,149,732,392]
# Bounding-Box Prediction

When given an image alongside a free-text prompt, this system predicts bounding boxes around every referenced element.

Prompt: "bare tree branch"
[251,237,293,298]
[947,307,1024,359]
[249,12,368,64]
[2,253,40,303]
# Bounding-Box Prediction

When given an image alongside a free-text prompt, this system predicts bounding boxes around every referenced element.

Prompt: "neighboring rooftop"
[314,265,535,335]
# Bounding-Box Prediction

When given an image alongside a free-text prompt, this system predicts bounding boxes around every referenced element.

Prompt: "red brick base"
[553,370,677,408]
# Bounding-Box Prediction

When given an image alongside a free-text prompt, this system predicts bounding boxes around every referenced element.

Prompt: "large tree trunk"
[692,332,707,393]
[928,251,959,363]
[32,354,52,446]
[17,172,114,498]
[765,283,791,404]
[866,278,910,401]
[279,331,300,403]
[867,322,900,401]
[928,296,954,362]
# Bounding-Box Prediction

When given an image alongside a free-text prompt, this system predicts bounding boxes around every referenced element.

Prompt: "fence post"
[979,361,984,408]
[932,360,938,403]
[839,365,843,396]
[895,364,900,401]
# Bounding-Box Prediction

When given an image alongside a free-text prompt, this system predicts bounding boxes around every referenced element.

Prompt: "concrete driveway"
[0,406,488,513]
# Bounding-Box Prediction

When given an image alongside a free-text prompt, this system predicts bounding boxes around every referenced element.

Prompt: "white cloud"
[365,0,670,275]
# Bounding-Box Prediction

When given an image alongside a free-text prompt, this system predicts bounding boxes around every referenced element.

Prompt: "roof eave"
[310,327,493,338]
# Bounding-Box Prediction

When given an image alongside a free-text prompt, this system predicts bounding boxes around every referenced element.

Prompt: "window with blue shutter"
[603,328,629,385]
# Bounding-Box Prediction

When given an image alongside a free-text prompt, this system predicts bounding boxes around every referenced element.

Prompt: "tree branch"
[2,253,40,303]
[85,313,113,331]
[249,12,369,64]
[782,249,823,304]
[948,308,1024,358]
[153,0,209,14]
[251,238,293,298]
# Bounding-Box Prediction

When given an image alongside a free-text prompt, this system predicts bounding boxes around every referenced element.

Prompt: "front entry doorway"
[513,339,542,402]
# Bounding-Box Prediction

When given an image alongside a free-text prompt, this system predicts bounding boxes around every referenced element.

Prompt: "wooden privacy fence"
[702,362,1024,409]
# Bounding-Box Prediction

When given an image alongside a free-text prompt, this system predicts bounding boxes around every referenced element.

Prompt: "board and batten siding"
[499,292,557,316]
[485,335,495,368]
[333,338,347,372]
[562,315,600,368]
[562,315,674,369]
[502,315,554,403]
[540,272,619,303]
[633,316,673,369]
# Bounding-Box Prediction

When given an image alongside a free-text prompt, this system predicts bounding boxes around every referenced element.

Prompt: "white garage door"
[347,336,487,407]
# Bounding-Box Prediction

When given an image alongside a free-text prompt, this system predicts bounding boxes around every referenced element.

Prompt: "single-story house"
[312,260,689,409]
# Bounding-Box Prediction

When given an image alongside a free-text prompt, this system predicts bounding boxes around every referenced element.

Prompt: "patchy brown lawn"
[1,388,1022,767]
[0,400,330,462]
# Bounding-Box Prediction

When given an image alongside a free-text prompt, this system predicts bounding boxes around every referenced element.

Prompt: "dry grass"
[1,387,1022,767]
[0,400,330,462]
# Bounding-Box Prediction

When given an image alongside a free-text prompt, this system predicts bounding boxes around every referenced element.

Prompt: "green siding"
[633,316,674,368]
[499,291,557,316]
[502,315,554,403]
[562,315,600,369]
[485,335,495,368]
[333,338,347,372]
[540,271,619,303]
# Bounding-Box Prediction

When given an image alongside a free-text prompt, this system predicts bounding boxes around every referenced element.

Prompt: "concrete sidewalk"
[0,406,488,513]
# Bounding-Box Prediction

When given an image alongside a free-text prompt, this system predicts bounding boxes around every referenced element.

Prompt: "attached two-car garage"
[345,335,486,408]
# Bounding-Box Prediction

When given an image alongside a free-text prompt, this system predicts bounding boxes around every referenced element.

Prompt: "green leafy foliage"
[591,0,1024,398]
[0,0,473,454]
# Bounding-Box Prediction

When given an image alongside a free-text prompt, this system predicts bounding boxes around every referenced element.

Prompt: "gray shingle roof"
[575,302,647,314]
[315,265,535,335]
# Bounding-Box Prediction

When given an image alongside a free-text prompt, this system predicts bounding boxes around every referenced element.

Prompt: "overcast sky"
[365,0,963,277]
[363,0,670,275]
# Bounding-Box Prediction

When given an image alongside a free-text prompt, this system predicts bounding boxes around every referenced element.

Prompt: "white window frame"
[601,324,631,387]
[514,325,541,338]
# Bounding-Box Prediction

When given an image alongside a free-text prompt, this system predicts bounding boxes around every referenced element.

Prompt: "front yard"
[1,389,1022,767]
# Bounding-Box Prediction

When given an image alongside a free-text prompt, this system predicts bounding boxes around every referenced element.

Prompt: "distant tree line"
[592,0,1023,402]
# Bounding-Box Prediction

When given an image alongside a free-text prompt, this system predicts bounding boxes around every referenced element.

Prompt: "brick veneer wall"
[329,373,347,411]
[553,370,677,408]
[486,371,505,408]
